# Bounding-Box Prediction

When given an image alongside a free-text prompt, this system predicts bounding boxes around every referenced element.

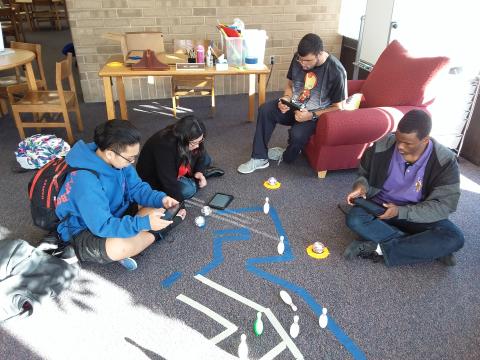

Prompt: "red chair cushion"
[361,40,449,107]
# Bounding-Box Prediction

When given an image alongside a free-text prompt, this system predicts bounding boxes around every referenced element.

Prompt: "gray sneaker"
[237,158,269,174]
[268,147,285,161]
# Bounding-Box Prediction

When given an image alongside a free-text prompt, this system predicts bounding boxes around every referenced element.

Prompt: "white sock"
[375,244,383,256]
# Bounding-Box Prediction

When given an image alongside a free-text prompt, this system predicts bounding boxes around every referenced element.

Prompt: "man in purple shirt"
[343,110,464,266]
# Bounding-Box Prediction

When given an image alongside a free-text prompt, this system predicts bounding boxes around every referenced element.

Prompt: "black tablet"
[280,98,301,111]
[208,193,234,210]
[163,202,184,220]
[353,198,386,216]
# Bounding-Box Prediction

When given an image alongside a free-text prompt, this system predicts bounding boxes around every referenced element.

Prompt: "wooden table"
[98,55,271,122]
[0,48,37,90]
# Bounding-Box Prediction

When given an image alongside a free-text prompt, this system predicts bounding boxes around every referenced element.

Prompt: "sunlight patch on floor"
[0,225,11,240]
[132,101,195,118]
[3,270,235,360]
[460,174,480,194]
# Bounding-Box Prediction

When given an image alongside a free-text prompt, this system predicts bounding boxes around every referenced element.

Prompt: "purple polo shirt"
[372,140,433,206]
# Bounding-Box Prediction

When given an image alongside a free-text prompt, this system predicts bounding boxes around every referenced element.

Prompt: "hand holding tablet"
[279,98,301,111]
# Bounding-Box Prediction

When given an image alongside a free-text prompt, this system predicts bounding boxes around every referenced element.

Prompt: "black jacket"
[136,131,207,202]
[354,134,460,223]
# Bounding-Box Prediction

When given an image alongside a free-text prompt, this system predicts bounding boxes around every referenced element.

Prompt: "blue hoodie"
[55,141,166,241]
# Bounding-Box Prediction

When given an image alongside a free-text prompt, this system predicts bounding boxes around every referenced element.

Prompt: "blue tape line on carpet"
[197,229,251,276]
[220,206,367,360]
[161,271,182,288]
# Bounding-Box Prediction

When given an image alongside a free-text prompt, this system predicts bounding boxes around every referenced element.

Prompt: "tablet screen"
[208,193,233,209]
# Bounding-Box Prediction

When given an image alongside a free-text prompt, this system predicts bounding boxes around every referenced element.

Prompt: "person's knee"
[346,206,368,231]
[181,182,197,199]
[289,125,314,147]
[346,206,375,232]
[258,100,280,120]
[447,229,465,253]
[434,224,465,253]
[178,178,197,199]
[183,187,197,199]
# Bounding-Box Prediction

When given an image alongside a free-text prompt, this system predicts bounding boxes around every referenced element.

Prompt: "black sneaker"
[52,245,78,264]
[37,232,63,253]
[437,254,456,266]
[343,240,378,260]
[204,166,225,179]
[359,251,384,263]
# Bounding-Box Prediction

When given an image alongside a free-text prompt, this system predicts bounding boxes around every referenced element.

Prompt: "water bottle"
[196,45,205,63]
[206,46,213,67]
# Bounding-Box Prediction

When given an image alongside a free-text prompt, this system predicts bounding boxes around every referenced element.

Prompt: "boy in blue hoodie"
[55,120,182,270]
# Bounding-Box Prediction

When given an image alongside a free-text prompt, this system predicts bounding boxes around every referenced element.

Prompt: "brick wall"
[66,0,343,103]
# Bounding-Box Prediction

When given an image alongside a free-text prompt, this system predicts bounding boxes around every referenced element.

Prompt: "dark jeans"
[178,153,212,199]
[252,99,317,163]
[346,206,464,266]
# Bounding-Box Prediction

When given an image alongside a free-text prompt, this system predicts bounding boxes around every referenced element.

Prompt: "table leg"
[24,62,37,90]
[103,76,116,120]
[258,73,266,106]
[116,76,128,120]
[248,73,256,122]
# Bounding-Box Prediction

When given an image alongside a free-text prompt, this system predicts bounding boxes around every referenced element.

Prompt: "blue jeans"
[252,99,317,163]
[177,154,212,199]
[346,206,464,266]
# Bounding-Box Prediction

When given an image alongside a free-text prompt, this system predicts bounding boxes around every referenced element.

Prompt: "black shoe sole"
[204,167,225,178]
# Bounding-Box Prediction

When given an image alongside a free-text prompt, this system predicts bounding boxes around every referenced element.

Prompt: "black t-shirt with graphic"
[286,53,347,111]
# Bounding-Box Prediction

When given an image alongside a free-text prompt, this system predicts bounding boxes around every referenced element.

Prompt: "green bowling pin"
[253,311,264,336]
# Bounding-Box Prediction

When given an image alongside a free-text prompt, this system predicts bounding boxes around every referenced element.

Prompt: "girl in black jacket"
[137,115,222,201]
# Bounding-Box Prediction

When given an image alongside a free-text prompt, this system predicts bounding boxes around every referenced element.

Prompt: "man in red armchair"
[344,110,464,266]
[237,33,347,174]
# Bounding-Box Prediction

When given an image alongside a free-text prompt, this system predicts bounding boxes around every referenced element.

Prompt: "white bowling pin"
[279,290,298,312]
[277,235,285,255]
[238,333,248,359]
[290,315,300,338]
[319,307,328,329]
[263,197,270,214]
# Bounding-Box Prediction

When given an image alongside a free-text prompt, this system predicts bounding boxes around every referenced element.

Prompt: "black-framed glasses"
[111,149,139,163]
[189,138,204,147]
[295,54,318,64]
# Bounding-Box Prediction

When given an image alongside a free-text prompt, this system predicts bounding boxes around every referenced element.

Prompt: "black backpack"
[28,158,97,232]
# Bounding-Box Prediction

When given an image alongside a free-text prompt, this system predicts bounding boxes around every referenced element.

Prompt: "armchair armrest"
[317,106,421,146]
[347,80,365,96]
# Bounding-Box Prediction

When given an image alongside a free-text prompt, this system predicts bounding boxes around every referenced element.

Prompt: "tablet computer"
[280,98,301,111]
[163,202,184,220]
[208,193,234,210]
[353,198,386,216]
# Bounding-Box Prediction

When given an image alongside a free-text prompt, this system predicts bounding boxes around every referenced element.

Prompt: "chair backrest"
[55,53,76,101]
[0,6,21,41]
[10,41,47,88]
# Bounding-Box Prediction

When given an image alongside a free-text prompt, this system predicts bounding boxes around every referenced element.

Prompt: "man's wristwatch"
[311,112,319,121]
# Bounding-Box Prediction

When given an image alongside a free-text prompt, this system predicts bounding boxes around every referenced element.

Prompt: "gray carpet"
[1,31,480,360]
[0,93,480,360]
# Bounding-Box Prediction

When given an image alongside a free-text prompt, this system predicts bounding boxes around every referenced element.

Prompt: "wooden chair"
[7,53,83,144]
[0,5,25,43]
[0,41,47,116]
[32,0,67,30]
[12,0,35,31]
[171,39,215,118]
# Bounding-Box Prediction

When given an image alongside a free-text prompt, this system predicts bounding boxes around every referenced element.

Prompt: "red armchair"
[304,41,450,178]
